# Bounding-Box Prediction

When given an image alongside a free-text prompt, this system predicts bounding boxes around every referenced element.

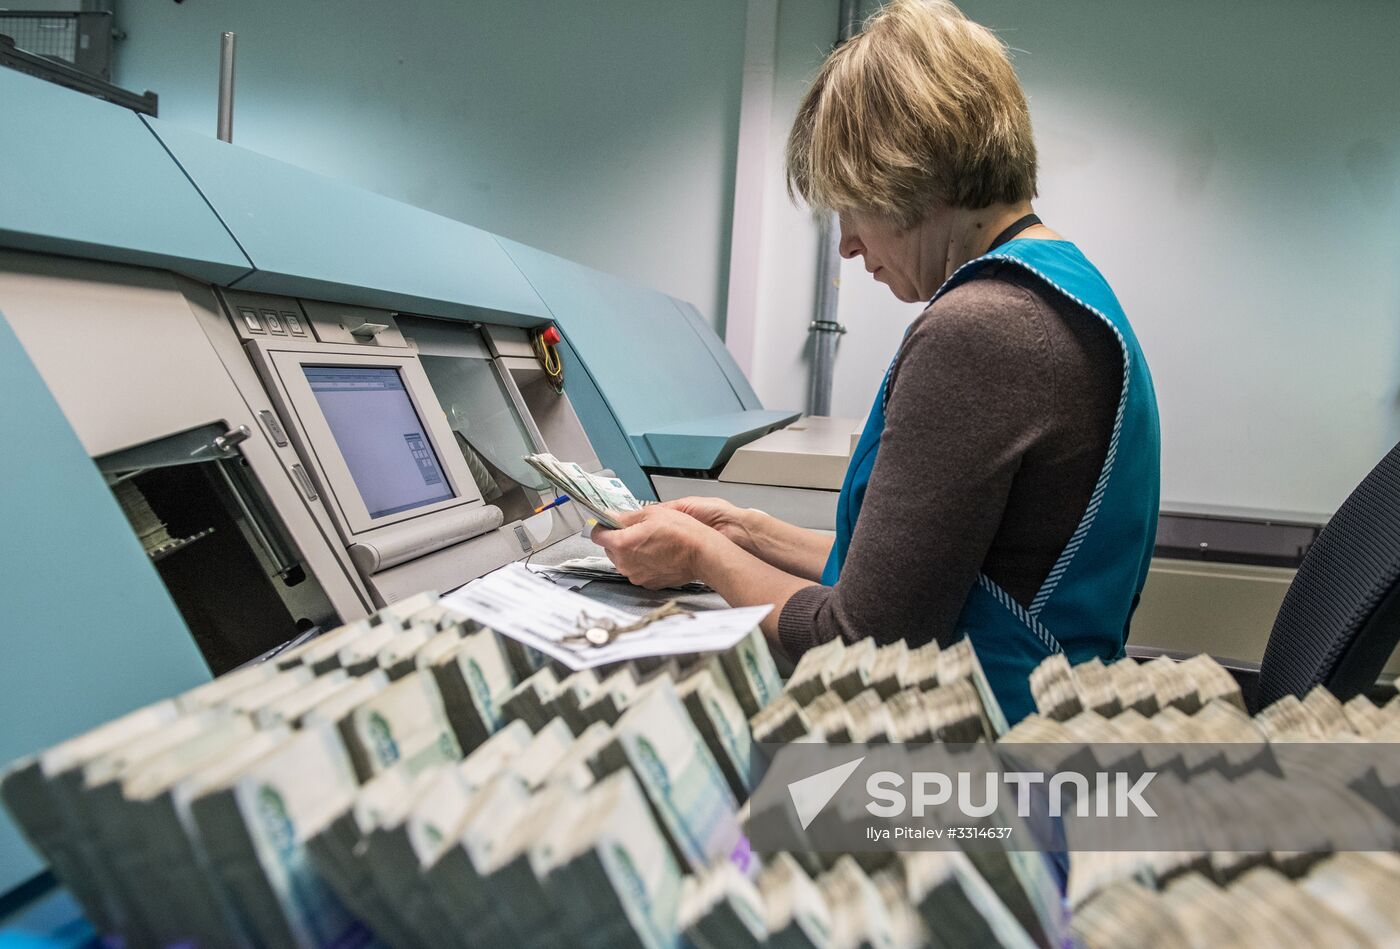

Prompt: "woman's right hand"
[660,496,761,553]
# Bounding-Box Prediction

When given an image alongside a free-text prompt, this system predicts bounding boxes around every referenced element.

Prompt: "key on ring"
[563,600,690,648]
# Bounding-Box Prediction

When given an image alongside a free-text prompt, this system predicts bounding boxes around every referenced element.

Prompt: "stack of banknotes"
[10,591,1400,948]
[679,850,944,949]
[521,452,646,529]
[748,637,1007,744]
[541,555,711,594]
[0,591,787,948]
[1015,649,1400,939]
[1073,854,1400,949]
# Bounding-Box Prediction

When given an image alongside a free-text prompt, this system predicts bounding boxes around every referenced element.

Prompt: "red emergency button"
[541,325,562,346]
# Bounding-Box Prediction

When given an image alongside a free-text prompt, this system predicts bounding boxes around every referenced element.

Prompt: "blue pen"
[534,495,572,514]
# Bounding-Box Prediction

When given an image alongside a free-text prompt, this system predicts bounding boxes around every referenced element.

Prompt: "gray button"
[261,308,287,335]
[257,409,288,447]
[291,464,319,501]
[282,311,306,336]
[238,307,265,333]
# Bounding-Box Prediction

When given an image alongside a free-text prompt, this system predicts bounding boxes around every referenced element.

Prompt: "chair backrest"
[1256,440,1400,710]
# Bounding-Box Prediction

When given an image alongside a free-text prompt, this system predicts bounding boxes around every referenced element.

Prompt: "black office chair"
[1254,439,1400,711]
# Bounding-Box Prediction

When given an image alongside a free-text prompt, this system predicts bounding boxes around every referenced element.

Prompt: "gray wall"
[113,0,747,331]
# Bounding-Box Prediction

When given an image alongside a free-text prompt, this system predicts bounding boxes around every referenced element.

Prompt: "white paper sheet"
[442,564,771,670]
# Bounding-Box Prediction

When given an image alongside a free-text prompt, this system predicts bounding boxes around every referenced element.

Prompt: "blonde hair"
[786,0,1037,227]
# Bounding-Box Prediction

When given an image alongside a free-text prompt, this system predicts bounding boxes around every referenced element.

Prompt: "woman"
[594,0,1160,724]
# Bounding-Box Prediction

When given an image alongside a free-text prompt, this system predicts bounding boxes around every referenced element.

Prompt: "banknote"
[521,452,644,528]
[306,764,421,948]
[0,700,182,933]
[187,725,361,949]
[679,859,767,949]
[901,850,1037,949]
[719,627,783,718]
[593,679,740,872]
[123,718,272,946]
[479,782,583,948]
[313,670,461,782]
[255,671,352,729]
[543,768,683,949]
[376,627,434,680]
[424,771,534,947]
[817,856,898,949]
[363,764,482,947]
[757,852,834,949]
[427,628,516,751]
[74,710,238,942]
[677,664,755,800]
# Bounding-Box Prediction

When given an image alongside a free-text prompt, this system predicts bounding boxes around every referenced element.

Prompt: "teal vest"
[821,239,1161,725]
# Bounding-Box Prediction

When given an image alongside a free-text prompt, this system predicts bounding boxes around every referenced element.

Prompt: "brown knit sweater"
[777,262,1122,659]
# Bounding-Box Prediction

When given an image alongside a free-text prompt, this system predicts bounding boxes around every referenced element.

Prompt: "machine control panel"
[220,290,317,345]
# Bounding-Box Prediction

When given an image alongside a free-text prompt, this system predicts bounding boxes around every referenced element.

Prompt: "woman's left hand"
[591,507,722,590]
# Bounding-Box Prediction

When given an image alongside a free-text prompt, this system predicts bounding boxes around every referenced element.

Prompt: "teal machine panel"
[0,69,252,285]
[553,337,655,499]
[498,239,798,472]
[0,312,211,895]
[3,69,793,493]
[668,297,764,412]
[143,118,553,326]
[641,411,796,472]
[139,118,668,490]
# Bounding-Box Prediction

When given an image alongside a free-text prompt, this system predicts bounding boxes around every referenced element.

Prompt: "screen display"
[304,366,455,518]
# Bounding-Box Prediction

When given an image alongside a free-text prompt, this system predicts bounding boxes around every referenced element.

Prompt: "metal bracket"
[211,425,251,455]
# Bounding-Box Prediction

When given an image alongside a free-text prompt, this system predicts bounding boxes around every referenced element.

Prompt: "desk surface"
[1159,500,1330,526]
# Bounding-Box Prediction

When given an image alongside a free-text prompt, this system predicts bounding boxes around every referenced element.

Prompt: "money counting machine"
[0,66,858,895]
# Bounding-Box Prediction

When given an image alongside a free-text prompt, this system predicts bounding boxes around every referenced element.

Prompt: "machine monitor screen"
[304,366,455,518]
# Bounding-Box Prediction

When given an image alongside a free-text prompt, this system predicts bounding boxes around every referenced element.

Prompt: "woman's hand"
[591,507,726,590]
[660,495,833,582]
[660,496,761,553]
[595,506,816,643]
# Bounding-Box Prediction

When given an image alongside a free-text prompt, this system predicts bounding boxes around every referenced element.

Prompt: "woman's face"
[838,208,948,304]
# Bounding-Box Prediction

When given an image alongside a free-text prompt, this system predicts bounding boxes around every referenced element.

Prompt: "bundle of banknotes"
[521,452,645,529]
[677,846,1069,949]
[0,591,786,949]
[1015,649,1400,928]
[679,850,931,949]
[541,555,711,594]
[11,591,1400,949]
[748,637,1007,744]
[1017,651,1400,743]
[1073,853,1400,949]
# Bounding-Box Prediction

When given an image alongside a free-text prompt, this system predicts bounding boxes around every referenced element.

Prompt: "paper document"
[521,453,643,529]
[442,565,770,670]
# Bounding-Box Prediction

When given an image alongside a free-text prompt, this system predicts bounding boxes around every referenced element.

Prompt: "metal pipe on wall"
[217,31,235,143]
[806,0,861,418]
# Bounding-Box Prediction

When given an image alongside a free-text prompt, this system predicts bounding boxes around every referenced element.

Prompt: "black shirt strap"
[986,213,1042,252]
